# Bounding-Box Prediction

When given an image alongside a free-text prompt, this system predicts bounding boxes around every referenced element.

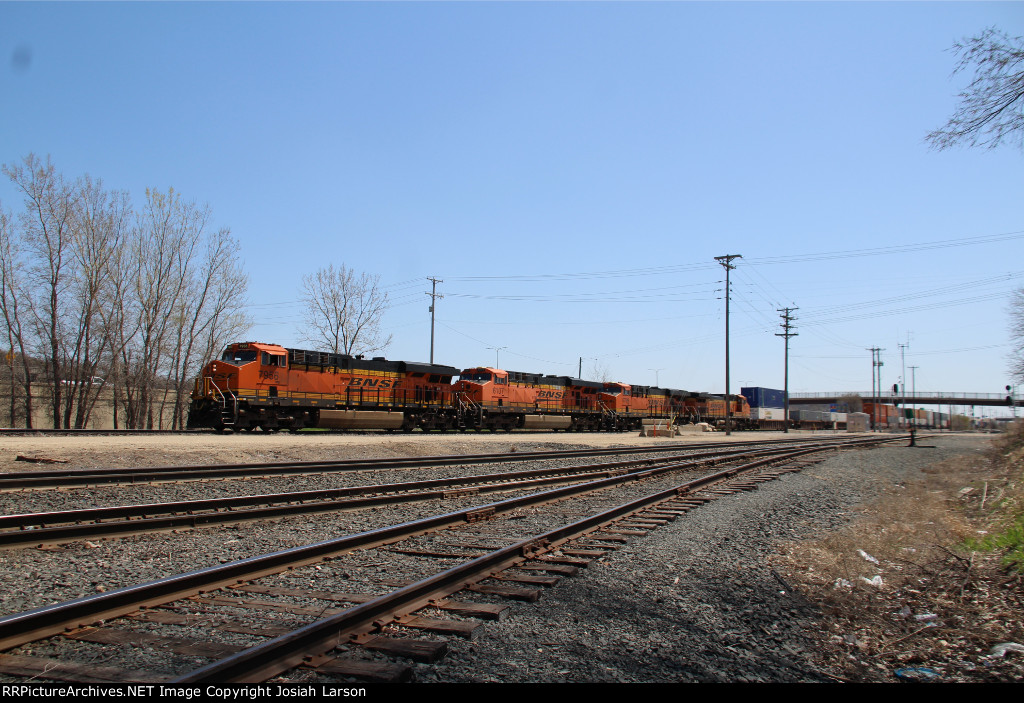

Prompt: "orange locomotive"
[453,372,675,431]
[453,368,574,431]
[187,342,461,432]
[188,341,753,432]
[188,342,689,432]
[675,391,753,429]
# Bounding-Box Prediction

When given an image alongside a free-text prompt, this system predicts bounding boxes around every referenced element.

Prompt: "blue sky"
[2,2,1022,413]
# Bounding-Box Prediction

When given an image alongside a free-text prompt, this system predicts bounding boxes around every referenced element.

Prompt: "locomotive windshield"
[221,349,258,365]
[460,372,492,383]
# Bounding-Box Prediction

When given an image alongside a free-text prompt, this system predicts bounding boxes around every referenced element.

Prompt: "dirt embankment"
[772,434,1024,682]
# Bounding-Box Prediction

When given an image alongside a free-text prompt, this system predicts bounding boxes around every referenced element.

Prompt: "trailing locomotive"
[187,341,756,433]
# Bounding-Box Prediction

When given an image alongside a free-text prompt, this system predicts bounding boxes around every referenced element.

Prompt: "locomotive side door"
[259,350,287,398]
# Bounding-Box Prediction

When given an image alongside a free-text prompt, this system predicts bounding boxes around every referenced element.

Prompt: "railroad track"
[0,434,879,491]
[0,428,214,437]
[0,436,897,683]
[0,444,817,549]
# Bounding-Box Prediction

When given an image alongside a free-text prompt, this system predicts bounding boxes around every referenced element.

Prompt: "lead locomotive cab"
[188,341,294,432]
[189,341,463,433]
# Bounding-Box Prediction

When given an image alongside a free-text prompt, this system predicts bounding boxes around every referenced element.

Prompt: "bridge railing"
[790,392,1013,401]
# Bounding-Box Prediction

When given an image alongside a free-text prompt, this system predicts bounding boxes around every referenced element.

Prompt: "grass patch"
[772,433,1024,682]
[966,421,1024,573]
[970,518,1024,572]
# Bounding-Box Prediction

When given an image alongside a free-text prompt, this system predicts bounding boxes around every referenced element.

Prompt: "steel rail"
[175,446,834,682]
[0,445,810,548]
[0,434,880,490]
[0,429,212,436]
[0,436,894,654]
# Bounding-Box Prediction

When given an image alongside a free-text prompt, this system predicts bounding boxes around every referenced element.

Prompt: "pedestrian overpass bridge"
[790,392,1020,408]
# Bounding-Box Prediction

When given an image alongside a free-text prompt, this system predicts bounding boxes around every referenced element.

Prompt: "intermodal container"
[741,387,786,409]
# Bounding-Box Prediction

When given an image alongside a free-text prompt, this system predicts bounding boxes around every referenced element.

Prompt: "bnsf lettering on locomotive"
[347,378,396,389]
[194,342,841,434]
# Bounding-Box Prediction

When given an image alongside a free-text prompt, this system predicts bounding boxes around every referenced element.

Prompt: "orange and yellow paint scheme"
[597,383,674,426]
[453,368,572,430]
[678,392,752,428]
[454,368,529,410]
[189,342,770,434]
[189,342,459,432]
[647,387,673,418]
[599,382,642,415]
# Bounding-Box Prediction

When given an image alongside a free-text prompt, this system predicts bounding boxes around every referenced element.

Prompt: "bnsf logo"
[346,377,399,389]
[537,391,565,400]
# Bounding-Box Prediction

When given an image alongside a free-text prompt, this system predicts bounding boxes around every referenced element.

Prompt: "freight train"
[186,341,754,433]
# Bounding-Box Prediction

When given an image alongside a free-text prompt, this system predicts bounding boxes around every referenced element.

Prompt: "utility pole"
[426,277,443,364]
[898,341,909,434]
[578,357,596,378]
[868,347,883,431]
[715,254,741,435]
[776,307,798,433]
[649,368,664,386]
[488,346,507,368]
[909,365,919,446]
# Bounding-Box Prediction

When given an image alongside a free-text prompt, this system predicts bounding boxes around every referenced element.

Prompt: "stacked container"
[741,386,786,422]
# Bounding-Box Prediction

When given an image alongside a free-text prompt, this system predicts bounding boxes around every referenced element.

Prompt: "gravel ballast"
[415,434,989,682]
[0,431,990,682]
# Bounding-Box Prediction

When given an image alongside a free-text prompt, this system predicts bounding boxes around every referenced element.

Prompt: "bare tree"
[102,187,249,430]
[927,28,1024,150]
[125,188,214,429]
[98,207,141,429]
[2,154,79,428]
[300,264,392,355]
[1,155,250,429]
[838,393,864,413]
[63,176,132,428]
[165,226,250,429]
[0,205,34,427]
[587,359,613,383]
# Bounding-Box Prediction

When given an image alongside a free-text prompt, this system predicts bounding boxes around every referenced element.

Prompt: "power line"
[446,228,1024,283]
